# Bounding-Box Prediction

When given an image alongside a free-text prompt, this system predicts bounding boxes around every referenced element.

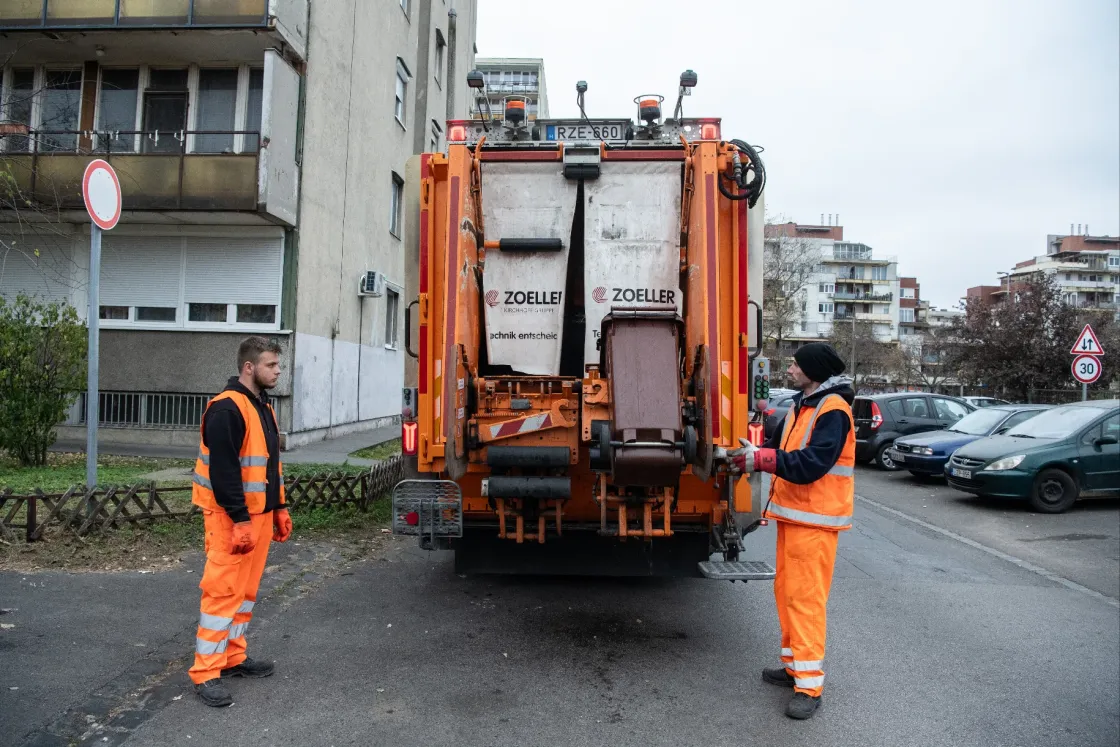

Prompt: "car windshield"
[949,408,1011,435]
[1005,405,1107,440]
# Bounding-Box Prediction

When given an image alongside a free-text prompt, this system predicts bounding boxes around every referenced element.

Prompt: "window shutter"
[100,236,183,307]
[183,237,282,305]
[0,236,73,303]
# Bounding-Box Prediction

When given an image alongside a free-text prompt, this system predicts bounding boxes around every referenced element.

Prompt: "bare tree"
[826,318,896,390]
[762,222,820,379]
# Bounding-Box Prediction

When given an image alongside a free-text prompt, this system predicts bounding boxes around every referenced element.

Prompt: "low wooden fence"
[0,455,402,543]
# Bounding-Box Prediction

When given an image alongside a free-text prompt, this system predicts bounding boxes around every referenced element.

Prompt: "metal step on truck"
[394,70,776,580]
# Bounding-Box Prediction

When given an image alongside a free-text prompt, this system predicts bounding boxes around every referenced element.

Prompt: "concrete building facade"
[0,0,477,448]
[468,57,548,122]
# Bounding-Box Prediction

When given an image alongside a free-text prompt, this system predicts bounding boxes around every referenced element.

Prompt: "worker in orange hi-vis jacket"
[730,342,855,720]
[187,336,292,708]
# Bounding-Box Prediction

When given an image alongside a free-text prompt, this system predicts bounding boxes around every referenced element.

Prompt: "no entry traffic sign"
[1071,354,1102,385]
[82,159,122,231]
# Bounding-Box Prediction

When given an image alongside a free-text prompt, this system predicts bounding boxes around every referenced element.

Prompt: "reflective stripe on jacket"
[765,393,855,531]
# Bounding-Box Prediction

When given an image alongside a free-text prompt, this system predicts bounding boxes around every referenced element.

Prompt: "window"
[41,69,82,151]
[390,173,404,237]
[1001,410,1041,431]
[871,266,889,281]
[194,68,239,153]
[99,306,129,320]
[189,303,228,322]
[98,69,140,152]
[394,58,410,125]
[237,304,276,324]
[818,303,833,313]
[143,68,188,153]
[901,288,915,299]
[818,283,834,294]
[901,397,930,418]
[1109,256,1119,268]
[4,68,35,153]
[430,119,441,153]
[245,68,264,151]
[899,308,915,323]
[932,397,969,422]
[434,30,446,87]
[399,0,409,15]
[800,321,807,332]
[385,288,400,348]
[136,307,177,322]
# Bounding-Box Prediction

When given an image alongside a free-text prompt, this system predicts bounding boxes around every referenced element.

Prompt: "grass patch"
[348,438,402,461]
[0,452,194,493]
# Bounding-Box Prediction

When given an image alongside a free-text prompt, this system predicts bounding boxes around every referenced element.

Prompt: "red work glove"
[230,521,256,555]
[273,508,293,543]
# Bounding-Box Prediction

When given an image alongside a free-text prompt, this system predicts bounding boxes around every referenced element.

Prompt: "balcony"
[856,312,894,323]
[0,0,307,60]
[834,290,892,302]
[0,129,297,223]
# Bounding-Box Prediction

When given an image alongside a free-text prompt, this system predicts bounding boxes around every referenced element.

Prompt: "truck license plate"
[950,467,971,479]
[546,123,627,141]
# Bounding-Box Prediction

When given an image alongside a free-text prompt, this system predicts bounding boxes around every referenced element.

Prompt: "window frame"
[385,286,401,350]
[389,172,404,238]
[434,30,446,88]
[394,58,410,127]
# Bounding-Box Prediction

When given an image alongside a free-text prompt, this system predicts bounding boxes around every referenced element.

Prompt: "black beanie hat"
[794,342,846,383]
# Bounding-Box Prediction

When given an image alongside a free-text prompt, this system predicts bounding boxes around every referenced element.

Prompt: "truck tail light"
[699,119,720,140]
[402,421,418,455]
[447,120,469,143]
[870,402,883,430]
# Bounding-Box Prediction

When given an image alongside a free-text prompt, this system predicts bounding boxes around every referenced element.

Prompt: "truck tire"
[1027,469,1078,514]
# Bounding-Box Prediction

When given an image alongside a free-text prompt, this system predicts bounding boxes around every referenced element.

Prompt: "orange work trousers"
[774,520,840,697]
[188,509,273,685]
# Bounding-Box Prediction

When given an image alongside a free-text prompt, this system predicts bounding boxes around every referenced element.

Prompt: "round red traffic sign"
[82,159,122,230]
[1071,354,1102,384]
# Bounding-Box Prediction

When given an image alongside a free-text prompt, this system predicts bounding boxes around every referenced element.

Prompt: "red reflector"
[764,408,776,417]
[405,511,420,526]
[700,123,719,140]
[402,421,418,455]
[748,423,764,446]
[447,120,468,143]
[759,519,769,526]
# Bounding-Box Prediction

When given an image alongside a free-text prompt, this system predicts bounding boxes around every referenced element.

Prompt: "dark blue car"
[890,405,1050,477]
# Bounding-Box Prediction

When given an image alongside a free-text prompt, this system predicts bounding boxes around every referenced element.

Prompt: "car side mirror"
[1094,436,1119,447]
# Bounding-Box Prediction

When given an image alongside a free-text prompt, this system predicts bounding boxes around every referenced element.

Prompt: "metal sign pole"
[1083,382,1088,402]
[86,224,101,490]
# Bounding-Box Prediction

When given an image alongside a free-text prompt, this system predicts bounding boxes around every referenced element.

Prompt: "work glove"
[273,508,293,543]
[728,438,759,476]
[230,521,256,555]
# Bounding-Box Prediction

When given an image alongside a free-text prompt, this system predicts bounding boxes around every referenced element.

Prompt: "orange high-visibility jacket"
[192,390,284,515]
[764,394,855,531]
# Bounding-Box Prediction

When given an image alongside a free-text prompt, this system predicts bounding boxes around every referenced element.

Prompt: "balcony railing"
[1,0,268,30]
[834,291,892,302]
[1,129,260,212]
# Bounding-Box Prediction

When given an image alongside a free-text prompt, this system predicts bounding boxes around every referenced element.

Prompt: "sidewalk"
[50,425,400,466]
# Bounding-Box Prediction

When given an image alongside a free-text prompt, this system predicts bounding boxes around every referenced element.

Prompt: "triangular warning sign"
[1070,324,1105,356]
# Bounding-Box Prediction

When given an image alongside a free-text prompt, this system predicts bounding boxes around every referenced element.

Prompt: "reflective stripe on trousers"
[774,522,838,697]
[191,473,268,494]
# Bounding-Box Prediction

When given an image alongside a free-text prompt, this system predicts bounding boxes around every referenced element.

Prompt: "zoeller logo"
[595,287,678,304]
[485,290,499,307]
[503,290,563,305]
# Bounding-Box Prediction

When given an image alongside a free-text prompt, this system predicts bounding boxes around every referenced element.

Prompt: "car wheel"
[1027,469,1078,514]
[876,443,900,471]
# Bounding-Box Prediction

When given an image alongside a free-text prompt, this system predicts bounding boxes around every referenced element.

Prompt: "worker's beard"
[252,368,274,392]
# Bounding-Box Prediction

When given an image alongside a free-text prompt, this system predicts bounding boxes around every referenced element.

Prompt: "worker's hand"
[230,521,256,555]
[728,438,759,476]
[273,508,293,543]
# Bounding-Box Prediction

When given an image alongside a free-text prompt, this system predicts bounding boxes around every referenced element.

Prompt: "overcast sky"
[473,0,1120,309]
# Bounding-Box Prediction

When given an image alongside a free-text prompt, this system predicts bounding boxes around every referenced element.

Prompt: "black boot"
[762,667,795,687]
[221,657,275,679]
[786,691,822,720]
[194,679,233,707]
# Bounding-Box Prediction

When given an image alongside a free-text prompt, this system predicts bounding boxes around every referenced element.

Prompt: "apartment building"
[467,57,548,122]
[0,0,477,448]
[966,230,1119,318]
[766,220,901,354]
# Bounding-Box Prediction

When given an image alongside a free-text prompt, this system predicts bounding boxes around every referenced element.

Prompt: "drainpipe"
[446,8,458,121]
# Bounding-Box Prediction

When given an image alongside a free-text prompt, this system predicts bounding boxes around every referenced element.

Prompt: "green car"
[945,399,1120,513]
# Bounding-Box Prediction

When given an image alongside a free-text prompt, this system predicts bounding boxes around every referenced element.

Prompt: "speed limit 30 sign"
[1071,354,1102,384]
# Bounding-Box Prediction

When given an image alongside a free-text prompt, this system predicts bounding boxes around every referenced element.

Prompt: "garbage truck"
[394,71,775,579]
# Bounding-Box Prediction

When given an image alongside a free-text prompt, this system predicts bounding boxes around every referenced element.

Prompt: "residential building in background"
[967,230,1119,318]
[0,0,477,448]
[765,220,901,358]
[468,57,548,121]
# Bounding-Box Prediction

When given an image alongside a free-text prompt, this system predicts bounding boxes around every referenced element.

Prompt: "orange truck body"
[398,115,769,577]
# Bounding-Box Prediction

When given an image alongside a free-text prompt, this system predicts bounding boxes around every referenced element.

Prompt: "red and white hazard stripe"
[488,413,553,441]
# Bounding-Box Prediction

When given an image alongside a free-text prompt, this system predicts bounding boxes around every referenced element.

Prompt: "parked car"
[962,396,1012,408]
[945,399,1120,513]
[891,404,1050,477]
[763,390,800,440]
[854,393,976,470]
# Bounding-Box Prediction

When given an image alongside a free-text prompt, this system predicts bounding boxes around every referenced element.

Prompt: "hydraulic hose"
[718,139,766,208]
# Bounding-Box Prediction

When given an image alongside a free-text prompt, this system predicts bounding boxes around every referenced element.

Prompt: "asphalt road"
[3,467,1118,747]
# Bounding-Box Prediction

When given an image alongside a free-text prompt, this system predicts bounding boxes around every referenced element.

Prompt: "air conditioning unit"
[359,271,386,297]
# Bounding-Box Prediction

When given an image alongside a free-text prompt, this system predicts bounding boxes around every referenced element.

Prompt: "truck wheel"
[876,443,900,471]
[1028,469,1078,514]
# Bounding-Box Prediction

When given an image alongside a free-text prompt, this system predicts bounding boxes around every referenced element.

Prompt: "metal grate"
[391,479,463,538]
[697,560,776,581]
[67,392,224,430]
